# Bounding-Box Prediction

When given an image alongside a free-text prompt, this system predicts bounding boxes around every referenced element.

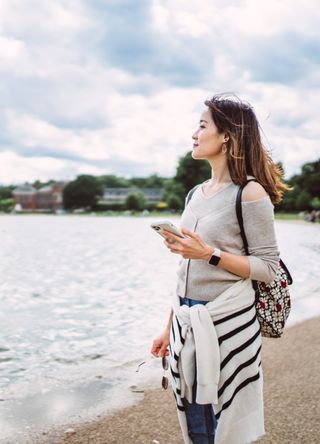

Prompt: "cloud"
[0,150,94,184]
[1,88,204,178]
[0,149,164,184]
[90,0,212,87]
[234,33,320,85]
[0,0,319,184]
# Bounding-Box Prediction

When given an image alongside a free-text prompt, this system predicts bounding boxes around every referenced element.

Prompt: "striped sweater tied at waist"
[169,279,265,444]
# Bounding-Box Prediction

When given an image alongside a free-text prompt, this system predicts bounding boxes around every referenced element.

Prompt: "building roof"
[38,186,53,193]
[13,183,37,194]
[103,187,163,196]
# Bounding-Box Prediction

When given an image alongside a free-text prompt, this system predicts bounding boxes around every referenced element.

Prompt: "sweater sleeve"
[241,196,280,283]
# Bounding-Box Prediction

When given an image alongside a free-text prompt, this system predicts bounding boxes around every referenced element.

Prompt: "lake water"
[0,215,319,442]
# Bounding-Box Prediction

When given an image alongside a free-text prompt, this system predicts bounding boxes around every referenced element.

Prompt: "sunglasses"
[162,356,169,390]
[135,356,169,390]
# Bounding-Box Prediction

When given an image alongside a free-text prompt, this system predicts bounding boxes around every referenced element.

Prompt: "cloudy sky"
[0,0,319,185]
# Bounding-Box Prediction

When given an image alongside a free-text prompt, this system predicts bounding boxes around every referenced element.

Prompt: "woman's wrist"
[165,309,173,331]
[204,245,215,261]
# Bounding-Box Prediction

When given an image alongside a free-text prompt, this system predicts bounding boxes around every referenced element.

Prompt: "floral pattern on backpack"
[254,259,292,337]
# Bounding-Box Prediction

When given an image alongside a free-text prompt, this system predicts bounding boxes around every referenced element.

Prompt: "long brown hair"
[204,93,290,204]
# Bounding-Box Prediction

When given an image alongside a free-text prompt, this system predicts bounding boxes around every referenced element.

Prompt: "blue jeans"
[179,296,217,444]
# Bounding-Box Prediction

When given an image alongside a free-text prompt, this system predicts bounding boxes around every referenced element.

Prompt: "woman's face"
[192,108,226,160]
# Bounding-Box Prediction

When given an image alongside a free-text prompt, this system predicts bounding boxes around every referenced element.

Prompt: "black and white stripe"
[169,280,265,444]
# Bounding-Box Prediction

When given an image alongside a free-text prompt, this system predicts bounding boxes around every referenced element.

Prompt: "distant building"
[100,187,164,205]
[13,182,66,212]
[36,183,65,211]
[12,184,164,211]
[12,183,37,211]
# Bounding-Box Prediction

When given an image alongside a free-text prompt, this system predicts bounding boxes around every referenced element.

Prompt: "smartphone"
[150,220,186,239]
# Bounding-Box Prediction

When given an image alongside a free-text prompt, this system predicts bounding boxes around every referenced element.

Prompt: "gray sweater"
[176,179,280,301]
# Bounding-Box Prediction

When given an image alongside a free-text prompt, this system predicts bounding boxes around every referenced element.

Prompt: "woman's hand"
[151,328,170,358]
[163,227,214,260]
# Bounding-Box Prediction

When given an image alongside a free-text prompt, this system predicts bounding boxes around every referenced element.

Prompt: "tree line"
[277,160,320,212]
[0,154,319,213]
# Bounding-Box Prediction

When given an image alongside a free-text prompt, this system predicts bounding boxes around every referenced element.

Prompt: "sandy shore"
[30,316,320,444]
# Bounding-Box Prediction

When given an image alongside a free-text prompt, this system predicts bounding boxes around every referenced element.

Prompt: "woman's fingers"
[162,228,202,244]
[163,238,182,252]
[151,339,162,357]
[162,228,206,258]
[180,227,193,236]
[165,241,182,254]
[181,227,202,242]
[158,342,169,357]
[162,230,185,245]
[151,337,169,357]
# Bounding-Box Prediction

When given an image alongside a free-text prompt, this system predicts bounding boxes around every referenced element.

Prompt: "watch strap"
[208,248,221,266]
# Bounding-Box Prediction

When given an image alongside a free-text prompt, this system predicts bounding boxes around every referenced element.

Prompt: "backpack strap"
[185,184,201,208]
[235,178,293,285]
[235,179,258,255]
[279,258,293,285]
[235,179,259,293]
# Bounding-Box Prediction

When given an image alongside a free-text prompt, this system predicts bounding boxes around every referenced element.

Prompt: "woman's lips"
[193,144,199,148]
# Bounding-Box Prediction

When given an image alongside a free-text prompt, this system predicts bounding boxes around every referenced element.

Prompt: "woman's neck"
[208,159,232,185]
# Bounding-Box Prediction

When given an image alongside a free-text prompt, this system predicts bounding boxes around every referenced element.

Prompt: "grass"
[274,212,302,220]
[3,210,318,223]
[95,210,180,218]
[0,210,180,218]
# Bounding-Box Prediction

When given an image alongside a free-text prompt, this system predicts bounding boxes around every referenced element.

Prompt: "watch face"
[209,254,221,266]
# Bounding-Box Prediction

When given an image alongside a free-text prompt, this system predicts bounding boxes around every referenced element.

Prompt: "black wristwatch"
[208,248,221,266]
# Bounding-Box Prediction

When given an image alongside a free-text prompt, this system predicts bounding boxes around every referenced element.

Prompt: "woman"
[151,93,289,444]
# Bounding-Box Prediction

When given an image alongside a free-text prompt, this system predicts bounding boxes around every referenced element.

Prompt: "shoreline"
[25,315,320,444]
[0,212,315,222]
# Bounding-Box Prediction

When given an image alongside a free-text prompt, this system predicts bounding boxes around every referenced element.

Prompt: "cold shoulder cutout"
[242,180,268,202]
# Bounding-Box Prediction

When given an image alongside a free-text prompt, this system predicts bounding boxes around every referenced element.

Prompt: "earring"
[222,143,227,154]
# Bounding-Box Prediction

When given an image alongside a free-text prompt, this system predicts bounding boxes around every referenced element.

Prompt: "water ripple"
[0,215,318,407]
